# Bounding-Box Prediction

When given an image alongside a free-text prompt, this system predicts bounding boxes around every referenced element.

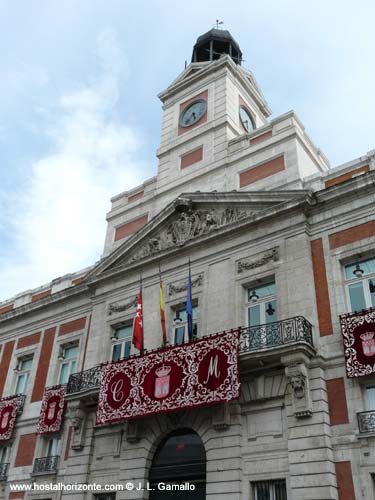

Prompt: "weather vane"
[214,19,224,29]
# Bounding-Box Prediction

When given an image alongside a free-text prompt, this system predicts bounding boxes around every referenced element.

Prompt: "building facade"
[0,28,374,500]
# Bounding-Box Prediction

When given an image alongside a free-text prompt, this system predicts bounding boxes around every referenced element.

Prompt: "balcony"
[66,316,314,397]
[239,316,314,368]
[0,462,9,481]
[66,365,102,396]
[358,411,375,434]
[32,456,59,475]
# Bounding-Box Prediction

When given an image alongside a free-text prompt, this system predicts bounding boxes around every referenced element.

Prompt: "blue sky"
[0,0,374,301]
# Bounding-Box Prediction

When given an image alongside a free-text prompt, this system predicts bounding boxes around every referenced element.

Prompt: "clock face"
[239,105,255,132]
[179,99,207,128]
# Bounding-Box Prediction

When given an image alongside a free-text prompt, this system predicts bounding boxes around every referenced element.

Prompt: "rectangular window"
[93,494,116,500]
[111,325,132,361]
[173,305,198,344]
[252,479,287,500]
[46,437,60,457]
[365,386,375,411]
[14,356,33,395]
[246,282,277,348]
[0,446,8,464]
[345,258,375,312]
[59,344,78,384]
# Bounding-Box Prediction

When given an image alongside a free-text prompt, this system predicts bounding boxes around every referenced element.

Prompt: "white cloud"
[0,30,148,301]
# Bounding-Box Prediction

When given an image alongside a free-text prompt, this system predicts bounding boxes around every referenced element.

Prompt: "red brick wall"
[327,378,349,425]
[128,191,144,203]
[72,277,83,285]
[325,165,369,188]
[0,304,13,314]
[16,332,41,349]
[329,221,375,250]
[64,426,73,460]
[310,238,333,336]
[58,317,86,336]
[0,340,15,397]
[14,433,37,467]
[249,130,273,145]
[9,493,25,499]
[178,90,208,136]
[114,214,148,241]
[31,289,51,302]
[31,327,56,402]
[335,461,356,500]
[180,146,203,169]
[239,155,285,187]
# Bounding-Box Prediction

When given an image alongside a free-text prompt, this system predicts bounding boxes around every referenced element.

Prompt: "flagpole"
[140,272,144,355]
[186,258,193,342]
[159,263,167,348]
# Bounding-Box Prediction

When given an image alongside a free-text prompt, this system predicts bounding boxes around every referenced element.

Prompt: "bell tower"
[156,28,271,191]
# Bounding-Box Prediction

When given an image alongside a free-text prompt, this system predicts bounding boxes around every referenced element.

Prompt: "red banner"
[96,330,240,425]
[37,385,66,434]
[340,307,375,378]
[0,395,21,441]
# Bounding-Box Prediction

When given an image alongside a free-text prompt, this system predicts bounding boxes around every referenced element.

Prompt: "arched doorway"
[149,428,206,499]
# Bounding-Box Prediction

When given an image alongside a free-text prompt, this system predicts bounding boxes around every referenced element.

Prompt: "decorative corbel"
[285,363,312,418]
[68,401,87,450]
[212,403,231,430]
[126,420,140,443]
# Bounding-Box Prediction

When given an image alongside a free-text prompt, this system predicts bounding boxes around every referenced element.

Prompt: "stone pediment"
[87,191,312,280]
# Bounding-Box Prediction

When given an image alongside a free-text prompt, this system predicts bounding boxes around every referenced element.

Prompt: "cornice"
[158,55,270,116]
[0,283,91,326]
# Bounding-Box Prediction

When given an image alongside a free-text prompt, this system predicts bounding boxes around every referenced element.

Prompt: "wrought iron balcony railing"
[32,456,59,475]
[239,316,313,353]
[358,411,375,434]
[0,462,9,480]
[66,317,313,395]
[67,365,102,395]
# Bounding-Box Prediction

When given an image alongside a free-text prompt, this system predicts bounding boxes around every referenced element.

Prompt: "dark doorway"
[149,428,206,499]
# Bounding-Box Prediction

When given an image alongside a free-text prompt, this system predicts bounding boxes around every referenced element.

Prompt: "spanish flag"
[159,266,167,347]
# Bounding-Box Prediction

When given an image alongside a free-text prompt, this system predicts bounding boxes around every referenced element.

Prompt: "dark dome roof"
[192,29,242,65]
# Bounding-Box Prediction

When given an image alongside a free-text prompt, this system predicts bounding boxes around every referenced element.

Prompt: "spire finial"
[214,19,224,29]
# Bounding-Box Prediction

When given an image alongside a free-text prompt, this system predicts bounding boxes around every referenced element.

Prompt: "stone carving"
[237,248,279,274]
[285,363,312,418]
[290,375,305,399]
[125,206,255,265]
[108,296,137,315]
[68,401,87,450]
[168,274,203,296]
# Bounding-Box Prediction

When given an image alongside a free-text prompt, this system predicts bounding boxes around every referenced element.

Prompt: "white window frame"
[111,325,133,361]
[14,356,33,395]
[364,385,375,411]
[173,304,198,345]
[0,445,9,464]
[45,436,60,457]
[58,343,78,385]
[246,282,277,327]
[344,258,375,312]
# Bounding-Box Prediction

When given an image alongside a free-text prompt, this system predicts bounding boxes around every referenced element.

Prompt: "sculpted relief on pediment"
[120,206,256,267]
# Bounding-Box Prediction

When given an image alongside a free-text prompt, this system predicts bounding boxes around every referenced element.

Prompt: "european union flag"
[186,267,193,341]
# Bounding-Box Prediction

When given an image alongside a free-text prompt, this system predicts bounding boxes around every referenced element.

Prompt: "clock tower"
[156,28,271,192]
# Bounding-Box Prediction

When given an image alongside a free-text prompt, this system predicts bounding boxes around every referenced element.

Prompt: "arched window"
[149,428,206,499]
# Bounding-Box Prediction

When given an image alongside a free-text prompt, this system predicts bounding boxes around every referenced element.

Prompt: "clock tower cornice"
[158,54,271,117]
